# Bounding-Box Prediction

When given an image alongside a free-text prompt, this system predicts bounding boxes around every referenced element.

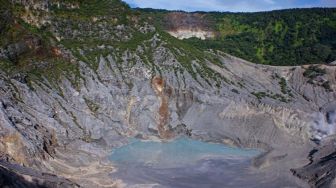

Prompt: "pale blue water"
[110,137,260,167]
[109,138,299,187]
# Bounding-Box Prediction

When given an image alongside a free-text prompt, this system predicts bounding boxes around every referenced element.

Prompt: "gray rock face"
[0,160,79,188]
[0,47,335,187]
[292,136,336,188]
[0,1,336,187]
[0,36,42,63]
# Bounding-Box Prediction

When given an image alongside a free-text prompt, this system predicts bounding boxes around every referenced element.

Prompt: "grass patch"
[303,65,326,79]
[252,91,289,103]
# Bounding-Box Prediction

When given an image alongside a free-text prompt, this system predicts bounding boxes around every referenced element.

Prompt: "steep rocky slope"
[0,0,336,187]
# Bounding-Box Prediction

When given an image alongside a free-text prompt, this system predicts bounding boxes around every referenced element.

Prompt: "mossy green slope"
[141,8,336,66]
[189,9,336,65]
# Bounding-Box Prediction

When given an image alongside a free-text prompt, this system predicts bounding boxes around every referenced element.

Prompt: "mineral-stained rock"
[0,0,335,187]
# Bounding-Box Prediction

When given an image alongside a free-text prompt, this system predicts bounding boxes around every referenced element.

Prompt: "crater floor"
[108,138,294,188]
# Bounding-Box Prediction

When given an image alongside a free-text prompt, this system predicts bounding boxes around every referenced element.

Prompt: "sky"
[122,0,336,12]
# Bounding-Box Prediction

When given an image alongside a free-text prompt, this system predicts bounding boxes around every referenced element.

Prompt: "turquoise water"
[109,138,299,187]
[110,137,260,167]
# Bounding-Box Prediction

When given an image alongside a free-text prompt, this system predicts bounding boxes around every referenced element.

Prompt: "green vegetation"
[84,98,100,113]
[251,91,267,100]
[303,65,326,79]
[156,30,224,86]
[252,91,289,102]
[51,0,130,22]
[0,0,136,88]
[303,65,332,92]
[27,59,82,89]
[0,60,14,74]
[278,77,292,95]
[0,0,82,90]
[2,0,335,95]
[143,8,336,66]
[322,81,332,91]
[279,78,286,94]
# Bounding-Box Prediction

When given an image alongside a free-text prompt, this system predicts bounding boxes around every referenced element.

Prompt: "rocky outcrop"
[167,30,215,40]
[0,160,78,188]
[0,36,43,63]
[164,12,215,39]
[291,136,336,188]
[1,48,335,186]
[0,0,336,187]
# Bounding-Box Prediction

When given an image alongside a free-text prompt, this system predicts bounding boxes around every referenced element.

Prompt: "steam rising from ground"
[311,109,336,140]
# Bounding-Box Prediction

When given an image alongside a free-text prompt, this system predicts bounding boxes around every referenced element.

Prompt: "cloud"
[122,0,336,12]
